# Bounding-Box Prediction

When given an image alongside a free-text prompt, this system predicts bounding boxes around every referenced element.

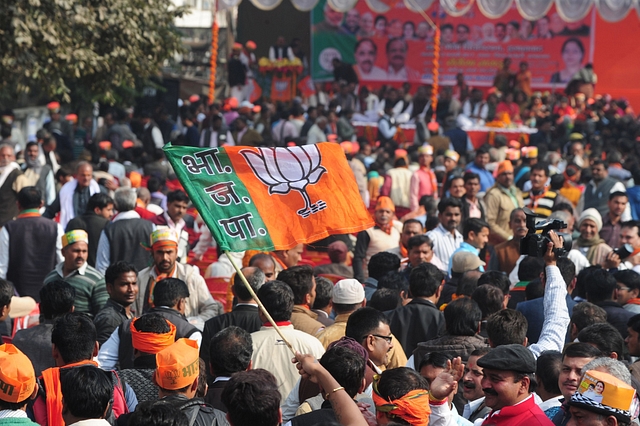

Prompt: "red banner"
[311,1,595,89]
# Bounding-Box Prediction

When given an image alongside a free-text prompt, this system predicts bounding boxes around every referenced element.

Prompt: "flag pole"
[224,250,296,355]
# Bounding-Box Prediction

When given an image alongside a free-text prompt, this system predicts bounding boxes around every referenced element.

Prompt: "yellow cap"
[61,230,89,248]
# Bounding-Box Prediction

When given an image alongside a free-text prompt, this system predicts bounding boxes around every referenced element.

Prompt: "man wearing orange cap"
[153,339,227,426]
[43,101,74,160]
[353,196,403,282]
[381,153,413,218]
[0,186,63,301]
[136,229,221,326]
[43,229,107,316]
[0,344,39,425]
[410,144,439,212]
[484,160,524,244]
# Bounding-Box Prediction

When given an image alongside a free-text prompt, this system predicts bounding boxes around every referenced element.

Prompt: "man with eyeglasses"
[345,307,396,373]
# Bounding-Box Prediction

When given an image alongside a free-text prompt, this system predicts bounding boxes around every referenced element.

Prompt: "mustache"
[463,381,476,389]
[483,388,498,396]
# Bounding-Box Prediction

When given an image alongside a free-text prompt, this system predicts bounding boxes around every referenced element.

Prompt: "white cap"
[332,279,365,304]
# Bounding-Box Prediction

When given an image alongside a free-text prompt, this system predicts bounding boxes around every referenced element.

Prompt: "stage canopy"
[222,0,639,22]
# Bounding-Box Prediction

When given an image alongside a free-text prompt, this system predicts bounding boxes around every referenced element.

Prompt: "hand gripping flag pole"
[224,250,295,354]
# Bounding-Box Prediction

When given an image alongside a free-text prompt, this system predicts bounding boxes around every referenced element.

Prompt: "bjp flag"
[298,75,315,98]
[271,76,291,102]
[247,79,262,103]
[163,143,373,252]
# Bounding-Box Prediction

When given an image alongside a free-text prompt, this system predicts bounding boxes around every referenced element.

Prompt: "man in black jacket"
[585,268,635,338]
[206,326,253,412]
[93,261,138,346]
[386,263,445,355]
[200,267,264,366]
[66,193,114,267]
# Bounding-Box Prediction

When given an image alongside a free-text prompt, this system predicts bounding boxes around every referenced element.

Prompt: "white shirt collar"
[56,260,88,277]
[113,210,141,222]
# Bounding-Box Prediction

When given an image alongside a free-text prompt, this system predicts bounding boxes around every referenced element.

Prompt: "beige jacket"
[291,306,325,336]
[484,183,524,243]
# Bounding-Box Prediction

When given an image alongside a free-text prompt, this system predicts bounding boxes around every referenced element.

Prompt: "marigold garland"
[258,57,303,74]
[431,27,440,118]
[208,14,219,105]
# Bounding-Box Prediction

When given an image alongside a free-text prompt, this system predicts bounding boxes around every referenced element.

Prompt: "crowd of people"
[1,54,640,426]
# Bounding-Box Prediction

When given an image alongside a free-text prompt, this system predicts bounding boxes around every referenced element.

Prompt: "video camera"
[519,208,572,258]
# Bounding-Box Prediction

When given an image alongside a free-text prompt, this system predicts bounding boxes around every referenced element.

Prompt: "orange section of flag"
[229,143,373,249]
[298,75,315,98]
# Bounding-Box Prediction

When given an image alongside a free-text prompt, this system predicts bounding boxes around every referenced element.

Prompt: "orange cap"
[252,105,262,113]
[47,102,60,112]
[99,141,112,151]
[508,140,521,149]
[129,171,142,188]
[155,338,200,390]
[189,95,200,103]
[0,344,36,403]
[232,42,243,51]
[131,318,177,354]
[122,140,134,149]
[427,121,439,132]
[246,40,257,50]
[394,149,408,159]
[375,196,395,212]
[496,160,514,176]
[65,114,78,124]
[227,97,239,109]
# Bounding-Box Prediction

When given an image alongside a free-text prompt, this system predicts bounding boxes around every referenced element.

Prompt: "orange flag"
[163,143,373,251]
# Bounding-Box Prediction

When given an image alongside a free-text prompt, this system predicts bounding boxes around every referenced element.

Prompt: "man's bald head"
[233,267,265,302]
[249,253,276,281]
[75,161,94,188]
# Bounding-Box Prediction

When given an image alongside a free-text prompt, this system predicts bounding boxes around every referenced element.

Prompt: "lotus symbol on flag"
[241,145,328,218]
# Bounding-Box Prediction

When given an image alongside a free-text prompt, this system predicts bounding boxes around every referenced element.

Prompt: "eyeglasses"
[617,286,631,292]
[370,334,393,344]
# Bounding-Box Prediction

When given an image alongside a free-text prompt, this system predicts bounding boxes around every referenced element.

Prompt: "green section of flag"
[311,0,357,80]
[163,143,274,252]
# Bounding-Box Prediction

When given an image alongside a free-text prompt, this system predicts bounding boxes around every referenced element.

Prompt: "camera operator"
[603,220,640,272]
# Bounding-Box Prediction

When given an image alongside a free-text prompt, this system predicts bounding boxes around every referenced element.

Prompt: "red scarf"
[263,321,292,327]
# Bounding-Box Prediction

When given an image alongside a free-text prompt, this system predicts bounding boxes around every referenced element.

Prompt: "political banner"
[311,0,595,88]
[163,143,374,252]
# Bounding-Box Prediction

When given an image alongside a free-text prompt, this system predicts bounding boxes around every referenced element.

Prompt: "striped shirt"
[523,189,558,218]
[44,262,108,316]
[426,224,463,266]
